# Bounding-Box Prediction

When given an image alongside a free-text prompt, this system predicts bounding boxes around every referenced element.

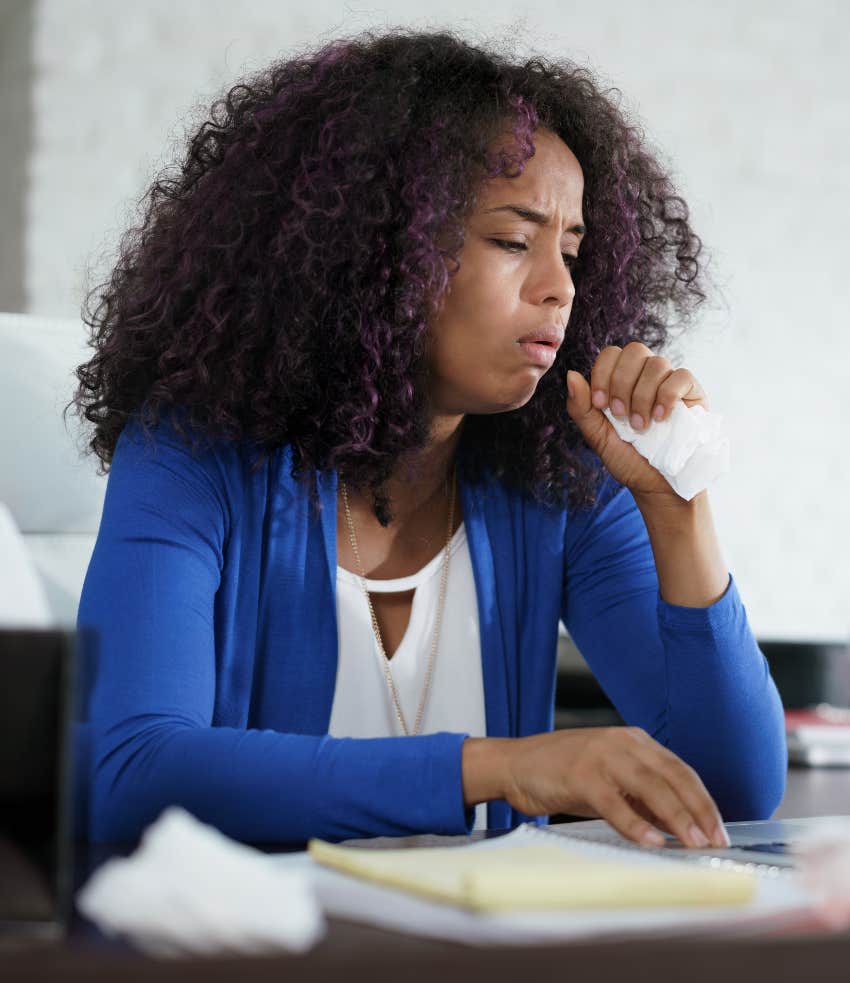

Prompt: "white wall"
[26,0,850,641]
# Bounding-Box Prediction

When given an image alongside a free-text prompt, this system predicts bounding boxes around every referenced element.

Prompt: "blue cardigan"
[77,416,787,843]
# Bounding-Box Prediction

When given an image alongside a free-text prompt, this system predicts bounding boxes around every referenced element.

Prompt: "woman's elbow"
[712,742,788,822]
[87,727,182,842]
[88,761,165,842]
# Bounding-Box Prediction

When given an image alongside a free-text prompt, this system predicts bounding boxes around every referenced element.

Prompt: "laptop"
[551,815,850,873]
[0,628,85,944]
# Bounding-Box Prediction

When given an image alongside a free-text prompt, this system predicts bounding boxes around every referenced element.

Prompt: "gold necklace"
[339,468,456,736]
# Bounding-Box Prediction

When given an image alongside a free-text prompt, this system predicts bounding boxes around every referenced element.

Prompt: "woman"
[73,29,786,846]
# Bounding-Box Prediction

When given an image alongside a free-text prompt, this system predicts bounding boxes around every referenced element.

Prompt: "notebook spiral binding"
[518,824,793,880]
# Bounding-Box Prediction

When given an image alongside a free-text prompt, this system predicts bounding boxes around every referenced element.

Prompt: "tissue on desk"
[76,806,325,958]
[602,401,730,501]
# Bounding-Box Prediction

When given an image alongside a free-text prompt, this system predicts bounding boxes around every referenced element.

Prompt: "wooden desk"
[3,766,850,982]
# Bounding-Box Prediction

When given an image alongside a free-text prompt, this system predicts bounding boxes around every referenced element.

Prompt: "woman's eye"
[490,239,526,252]
[490,239,578,270]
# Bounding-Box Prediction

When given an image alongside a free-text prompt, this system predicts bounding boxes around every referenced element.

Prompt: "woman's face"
[427,126,585,416]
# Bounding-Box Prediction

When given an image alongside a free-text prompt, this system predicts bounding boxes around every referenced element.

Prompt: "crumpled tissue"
[603,401,730,501]
[793,819,850,930]
[76,806,326,958]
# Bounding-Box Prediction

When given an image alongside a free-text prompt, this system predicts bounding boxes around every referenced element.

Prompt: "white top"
[329,522,488,830]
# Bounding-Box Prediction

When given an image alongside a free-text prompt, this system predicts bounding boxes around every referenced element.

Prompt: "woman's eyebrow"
[483,203,585,237]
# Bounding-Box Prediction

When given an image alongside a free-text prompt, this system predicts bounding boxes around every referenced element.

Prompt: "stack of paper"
[308,836,755,910]
[289,825,815,945]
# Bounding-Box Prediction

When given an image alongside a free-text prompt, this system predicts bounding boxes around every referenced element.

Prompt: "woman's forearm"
[632,489,730,608]
[89,723,475,842]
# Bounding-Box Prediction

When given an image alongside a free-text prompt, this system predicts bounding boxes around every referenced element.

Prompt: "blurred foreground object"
[0,629,76,948]
[76,806,325,958]
[793,817,850,928]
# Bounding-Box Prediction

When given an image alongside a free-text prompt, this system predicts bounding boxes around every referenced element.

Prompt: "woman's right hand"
[461,728,730,849]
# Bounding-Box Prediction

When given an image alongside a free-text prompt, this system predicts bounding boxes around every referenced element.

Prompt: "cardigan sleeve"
[561,472,787,822]
[78,417,473,843]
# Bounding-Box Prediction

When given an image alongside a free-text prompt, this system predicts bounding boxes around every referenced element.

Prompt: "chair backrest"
[0,312,106,626]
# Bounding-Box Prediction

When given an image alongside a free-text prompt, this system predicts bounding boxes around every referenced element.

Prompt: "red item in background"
[786,705,850,766]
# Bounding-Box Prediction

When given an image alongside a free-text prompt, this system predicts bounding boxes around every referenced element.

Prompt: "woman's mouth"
[516,324,563,368]
[516,340,558,367]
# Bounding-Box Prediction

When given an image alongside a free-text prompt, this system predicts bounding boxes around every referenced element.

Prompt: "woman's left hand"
[566,342,710,501]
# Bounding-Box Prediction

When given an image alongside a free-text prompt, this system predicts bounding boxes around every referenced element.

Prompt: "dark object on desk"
[0,629,79,945]
[759,640,850,709]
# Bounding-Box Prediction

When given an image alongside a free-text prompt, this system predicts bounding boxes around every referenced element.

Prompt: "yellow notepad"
[308,828,756,912]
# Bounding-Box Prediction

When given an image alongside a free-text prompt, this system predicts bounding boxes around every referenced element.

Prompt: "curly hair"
[69,27,709,525]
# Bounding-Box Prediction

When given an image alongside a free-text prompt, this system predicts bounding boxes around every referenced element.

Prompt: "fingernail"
[611,397,626,417]
[641,828,666,848]
[653,404,665,420]
[630,413,644,430]
[592,389,607,408]
[713,823,731,848]
[688,824,710,848]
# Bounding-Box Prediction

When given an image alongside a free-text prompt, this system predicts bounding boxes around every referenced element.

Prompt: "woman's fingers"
[586,342,709,431]
[590,342,654,416]
[589,345,624,410]
[625,795,675,836]
[653,367,708,417]
[628,359,676,430]
[501,728,729,850]
[592,785,667,847]
[614,762,714,848]
[658,754,730,847]
[610,736,728,848]
[606,343,658,423]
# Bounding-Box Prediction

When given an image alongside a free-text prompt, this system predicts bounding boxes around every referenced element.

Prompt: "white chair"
[0,312,107,627]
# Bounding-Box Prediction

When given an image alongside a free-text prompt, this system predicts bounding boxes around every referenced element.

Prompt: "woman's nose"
[540,251,575,309]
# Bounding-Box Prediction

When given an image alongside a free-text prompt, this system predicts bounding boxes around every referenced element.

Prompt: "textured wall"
[23,0,850,640]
